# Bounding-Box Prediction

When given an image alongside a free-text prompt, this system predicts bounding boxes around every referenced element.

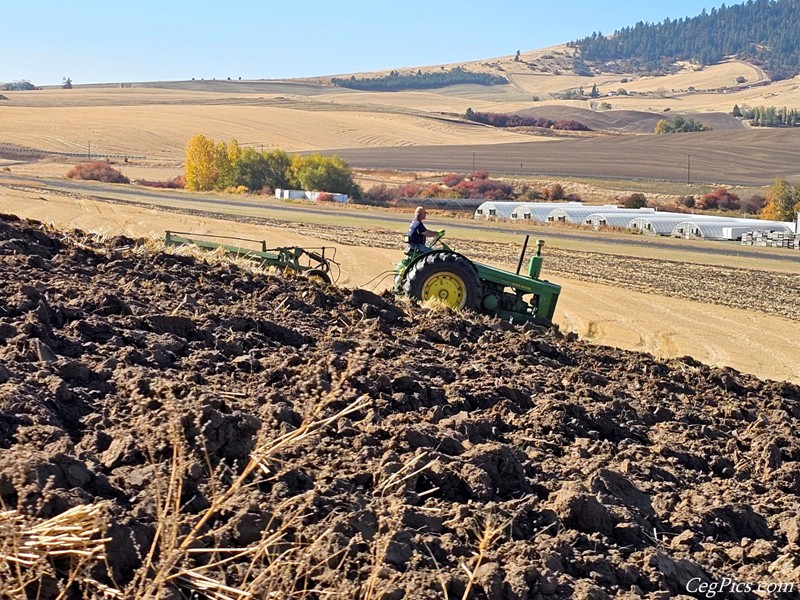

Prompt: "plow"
[164,231,340,283]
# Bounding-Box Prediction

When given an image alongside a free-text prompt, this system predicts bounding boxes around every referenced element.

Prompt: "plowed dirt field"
[1,214,799,599]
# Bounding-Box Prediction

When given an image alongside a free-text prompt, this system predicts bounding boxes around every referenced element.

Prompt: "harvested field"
[1,214,799,599]
[331,128,800,187]
[3,68,800,188]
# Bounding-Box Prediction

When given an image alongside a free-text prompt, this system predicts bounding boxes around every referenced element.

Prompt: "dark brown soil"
[1,213,799,599]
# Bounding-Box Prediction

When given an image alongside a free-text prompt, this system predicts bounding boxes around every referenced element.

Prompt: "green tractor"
[394,232,561,327]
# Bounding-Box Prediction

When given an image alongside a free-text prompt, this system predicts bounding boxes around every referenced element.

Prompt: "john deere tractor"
[394,232,561,327]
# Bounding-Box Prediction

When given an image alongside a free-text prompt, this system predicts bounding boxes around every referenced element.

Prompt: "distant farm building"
[510,202,583,221]
[628,216,690,235]
[546,206,625,224]
[275,188,348,203]
[583,209,655,229]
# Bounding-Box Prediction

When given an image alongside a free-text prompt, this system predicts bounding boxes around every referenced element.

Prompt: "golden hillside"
[2,44,800,188]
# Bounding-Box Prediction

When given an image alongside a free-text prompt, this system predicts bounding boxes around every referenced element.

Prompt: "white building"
[275,188,348,203]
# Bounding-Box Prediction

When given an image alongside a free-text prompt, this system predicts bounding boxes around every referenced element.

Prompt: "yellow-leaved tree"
[761,178,800,221]
[215,139,241,190]
[185,134,217,191]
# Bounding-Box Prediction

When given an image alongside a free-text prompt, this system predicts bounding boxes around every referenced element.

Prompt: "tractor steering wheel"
[428,230,446,248]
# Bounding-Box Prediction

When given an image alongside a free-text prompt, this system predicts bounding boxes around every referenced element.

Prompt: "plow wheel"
[305,269,332,284]
[403,253,482,311]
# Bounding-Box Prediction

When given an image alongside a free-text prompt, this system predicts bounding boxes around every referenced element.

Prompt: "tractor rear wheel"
[403,253,482,311]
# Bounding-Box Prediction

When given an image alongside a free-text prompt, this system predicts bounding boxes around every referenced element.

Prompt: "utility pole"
[472,152,475,173]
[687,154,691,185]
[88,141,91,161]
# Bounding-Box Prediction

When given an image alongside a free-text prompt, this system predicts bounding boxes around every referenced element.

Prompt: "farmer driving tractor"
[406,206,444,255]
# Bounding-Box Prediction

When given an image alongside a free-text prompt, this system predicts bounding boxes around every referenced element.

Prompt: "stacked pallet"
[741,230,800,248]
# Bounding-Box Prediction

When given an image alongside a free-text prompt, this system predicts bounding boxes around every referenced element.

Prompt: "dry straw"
[0,502,112,597]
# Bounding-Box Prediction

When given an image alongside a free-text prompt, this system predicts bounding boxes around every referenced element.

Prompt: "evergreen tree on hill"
[572,0,800,80]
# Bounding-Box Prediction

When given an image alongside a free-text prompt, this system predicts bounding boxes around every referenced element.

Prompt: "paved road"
[2,173,798,266]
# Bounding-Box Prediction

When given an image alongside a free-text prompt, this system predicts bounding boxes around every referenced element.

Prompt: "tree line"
[654,115,712,133]
[572,0,800,80]
[733,104,800,127]
[184,135,361,198]
[464,109,590,131]
[331,67,507,91]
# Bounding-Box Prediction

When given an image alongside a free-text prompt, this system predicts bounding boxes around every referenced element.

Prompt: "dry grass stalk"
[0,502,112,598]
[0,502,110,567]
[460,513,511,600]
[174,570,252,600]
[376,451,434,496]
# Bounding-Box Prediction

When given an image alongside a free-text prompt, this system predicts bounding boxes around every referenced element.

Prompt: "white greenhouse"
[509,202,583,222]
[584,208,655,229]
[474,201,525,220]
[672,218,752,240]
[546,205,631,224]
[628,216,691,235]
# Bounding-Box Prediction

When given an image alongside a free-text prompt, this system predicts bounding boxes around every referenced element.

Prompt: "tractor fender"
[399,249,477,281]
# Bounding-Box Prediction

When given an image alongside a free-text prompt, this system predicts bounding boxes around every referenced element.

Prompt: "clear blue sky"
[3,1,728,86]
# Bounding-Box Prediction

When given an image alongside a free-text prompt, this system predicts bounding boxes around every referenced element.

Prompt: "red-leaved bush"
[134,175,185,189]
[442,173,464,187]
[697,187,740,211]
[66,162,130,184]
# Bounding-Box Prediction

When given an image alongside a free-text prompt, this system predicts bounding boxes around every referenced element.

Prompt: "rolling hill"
[3,0,800,192]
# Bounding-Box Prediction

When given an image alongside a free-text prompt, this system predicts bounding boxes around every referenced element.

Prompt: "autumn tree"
[289,154,360,197]
[185,134,217,191]
[697,187,740,211]
[761,178,800,221]
[215,139,241,189]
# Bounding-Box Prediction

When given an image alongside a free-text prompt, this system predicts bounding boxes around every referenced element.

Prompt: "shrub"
[697,187,740,211]
[541,183,564,200]
[66,162,129,184]
[316,192,334,203]
[518,188,543,202]
[678,195,696,208]
[623,192,648,208]
[396,183,423,199]
[134,176,184,189]
[452,177,514,200]
[364,185,401,204]
[741,194,767,214]
[442,173,464,187]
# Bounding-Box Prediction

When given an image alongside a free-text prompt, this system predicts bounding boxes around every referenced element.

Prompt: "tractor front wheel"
[403,253,482,312]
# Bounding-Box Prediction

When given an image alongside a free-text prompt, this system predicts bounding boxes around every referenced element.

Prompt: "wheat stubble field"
[1,46,800,383]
